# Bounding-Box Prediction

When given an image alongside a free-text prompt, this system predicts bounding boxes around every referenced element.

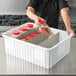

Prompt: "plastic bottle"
[37,30,42,34]
[40,20,52,36]
[20,27,27,38]
[12,30,20,39]
[27,23,39,34]
[21,39,27,42]
[20,27,27,32]
[28,24,33,29]
[26,36,32,40]
[31,33,37,37]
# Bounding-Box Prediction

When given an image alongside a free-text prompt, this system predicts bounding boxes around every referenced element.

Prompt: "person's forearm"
[61,8,71,30]
[26,7,38,21]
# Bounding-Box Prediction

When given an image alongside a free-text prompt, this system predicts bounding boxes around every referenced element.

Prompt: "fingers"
[34,16,46,28]
[36,22,41,28]
[67,30,75,37]
[35,19,41,28]
[71,31,75,37]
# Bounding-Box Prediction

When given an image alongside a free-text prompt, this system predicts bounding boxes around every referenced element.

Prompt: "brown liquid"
[41,27,52,36]
[41,22,52,36]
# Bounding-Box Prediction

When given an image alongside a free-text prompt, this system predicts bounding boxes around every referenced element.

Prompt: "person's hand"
[66,28,75,37]
[34,16,46,28]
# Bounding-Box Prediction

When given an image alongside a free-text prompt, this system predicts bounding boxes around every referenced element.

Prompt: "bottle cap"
[40,20,45,24]
[21,39,27,42]
[26,36,32,40]
[31,33,37,37]
[37,30,42,34]
[13,30,20,35]
[21,27,27,31]
[28,24,33,28]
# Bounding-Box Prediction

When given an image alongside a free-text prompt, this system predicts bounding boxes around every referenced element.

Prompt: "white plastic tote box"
[2,23,72,69]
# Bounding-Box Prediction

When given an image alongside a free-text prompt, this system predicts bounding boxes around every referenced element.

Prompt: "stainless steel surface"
[0,37,76,75]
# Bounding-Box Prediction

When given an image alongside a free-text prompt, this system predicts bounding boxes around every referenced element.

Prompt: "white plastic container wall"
[2,22,72,69]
